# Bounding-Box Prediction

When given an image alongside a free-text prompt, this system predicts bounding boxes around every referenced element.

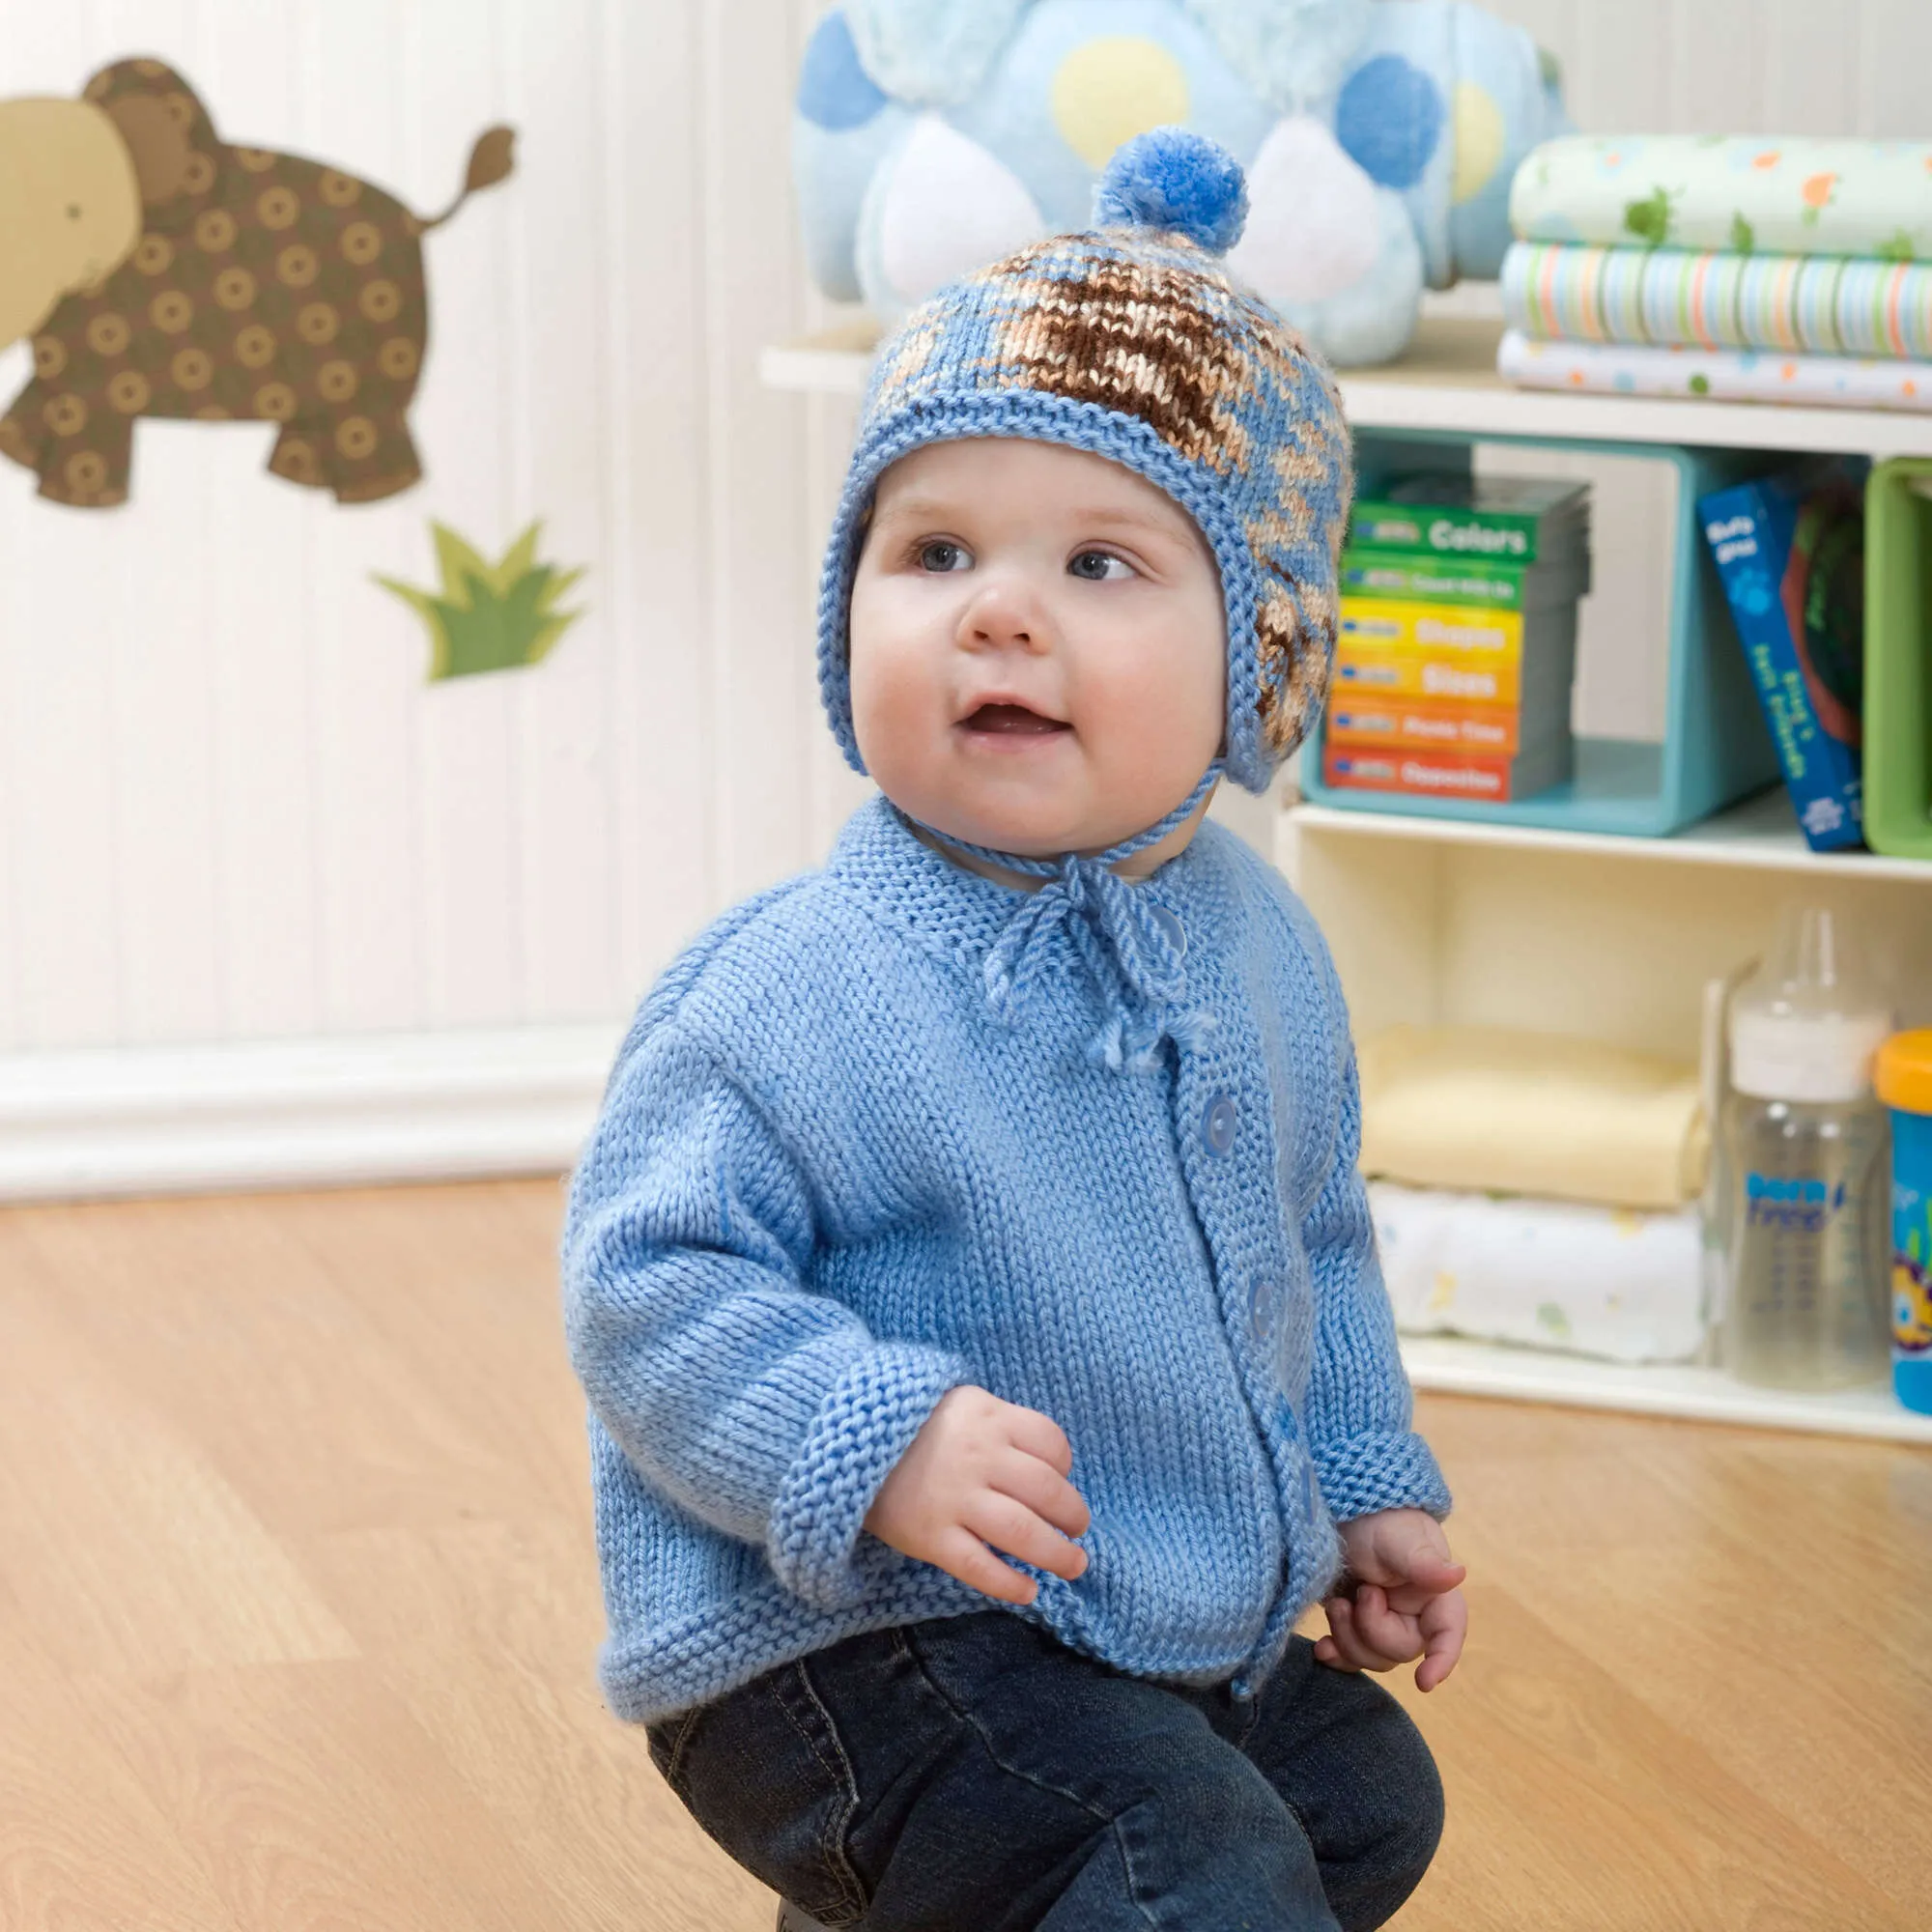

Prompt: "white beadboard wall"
[0,0,1927,1197]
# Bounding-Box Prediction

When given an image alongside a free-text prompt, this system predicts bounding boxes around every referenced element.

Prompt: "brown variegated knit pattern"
[821,207,1353,793]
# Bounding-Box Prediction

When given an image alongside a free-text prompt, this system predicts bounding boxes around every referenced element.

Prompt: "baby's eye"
[916,539,972,573]
[1068,550,1134,582]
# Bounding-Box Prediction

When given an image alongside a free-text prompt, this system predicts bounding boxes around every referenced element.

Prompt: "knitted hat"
[815,128,1354,798]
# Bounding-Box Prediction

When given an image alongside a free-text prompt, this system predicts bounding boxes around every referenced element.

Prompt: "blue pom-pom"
[1092,129,1248,256]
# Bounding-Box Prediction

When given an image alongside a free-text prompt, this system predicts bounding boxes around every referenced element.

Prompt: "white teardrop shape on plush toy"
[1224,115,1382,306]
[862,113,1046,317]
[1265,183,1424,366]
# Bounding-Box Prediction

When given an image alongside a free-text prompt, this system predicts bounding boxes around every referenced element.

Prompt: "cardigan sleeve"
[562,1018,968,1611]
[1299,1039,1454,1524]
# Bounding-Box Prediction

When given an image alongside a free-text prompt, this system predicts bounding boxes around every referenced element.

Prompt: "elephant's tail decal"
[417,125,516,233]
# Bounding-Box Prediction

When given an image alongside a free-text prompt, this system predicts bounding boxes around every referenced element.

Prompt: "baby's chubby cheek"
[848,639,1086,849]
[1077,672,1225,820]
[851,646,1222,856]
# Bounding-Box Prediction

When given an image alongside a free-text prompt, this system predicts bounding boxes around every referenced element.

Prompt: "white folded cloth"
[1370,1181,1708,1365]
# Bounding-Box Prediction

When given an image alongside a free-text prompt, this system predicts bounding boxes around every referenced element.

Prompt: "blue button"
[1203,1093,1237,1155]
[1247,1277,1273,1346]
[1150,905,1186,957]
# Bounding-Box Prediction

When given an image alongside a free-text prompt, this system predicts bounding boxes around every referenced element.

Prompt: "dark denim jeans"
[646,1610,1444,1931]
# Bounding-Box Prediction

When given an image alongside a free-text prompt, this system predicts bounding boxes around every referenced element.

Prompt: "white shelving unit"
[760,314,1932,460]
[757,317,881,399]
[764,312,1932,1445]
[1287,789,1932,885]
[1397,1335,1932,1444]
[1280,792,1932,1445]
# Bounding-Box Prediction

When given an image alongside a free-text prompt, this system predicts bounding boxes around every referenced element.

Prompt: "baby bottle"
[1722,907,1892,1391]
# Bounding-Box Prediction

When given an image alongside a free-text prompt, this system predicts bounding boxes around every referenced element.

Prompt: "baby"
[564,130,1466,1932]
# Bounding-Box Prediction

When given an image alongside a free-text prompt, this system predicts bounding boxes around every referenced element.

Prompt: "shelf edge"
[758,335,1932,456]
[1403,1336,1932,1444]
[1340,378,1932,457]
[757,344,870,397]
[1281,802,1932,884]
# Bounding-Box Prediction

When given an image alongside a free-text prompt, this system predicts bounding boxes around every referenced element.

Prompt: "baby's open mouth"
[960,702,1070,735]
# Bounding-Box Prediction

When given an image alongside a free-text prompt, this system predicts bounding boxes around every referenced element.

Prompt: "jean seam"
[773,1662,867,1923]
[1231,1692,1260,1754]
[657,1708,700,1794]
[795,1655,869,1920]
[901,1625,1162,1931]
[1279,1789,1320,1868]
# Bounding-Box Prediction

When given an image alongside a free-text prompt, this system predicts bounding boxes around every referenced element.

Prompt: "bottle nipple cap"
[1728,907,1892,1104]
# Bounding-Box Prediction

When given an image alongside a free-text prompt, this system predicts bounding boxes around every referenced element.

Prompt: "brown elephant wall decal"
[0,56,515,508]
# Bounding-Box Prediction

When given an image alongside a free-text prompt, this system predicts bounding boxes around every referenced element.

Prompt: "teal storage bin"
[1863,459,1932,862]
[1303,431,1781,838]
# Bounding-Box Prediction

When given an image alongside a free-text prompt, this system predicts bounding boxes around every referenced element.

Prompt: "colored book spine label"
[1326,700,1522,756]
[1340,602,1524,662]
[1350,501,1548,561]
[1341,552,1531,611]
[1322,746,1523,802]
[1331,652,1522,704]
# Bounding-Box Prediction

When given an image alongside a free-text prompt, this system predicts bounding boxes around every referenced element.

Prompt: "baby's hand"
[1315,1508,1468,1693]
[864,1385,1091,1605]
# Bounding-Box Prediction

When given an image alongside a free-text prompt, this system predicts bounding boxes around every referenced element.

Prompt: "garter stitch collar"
[907,762,1223,1074]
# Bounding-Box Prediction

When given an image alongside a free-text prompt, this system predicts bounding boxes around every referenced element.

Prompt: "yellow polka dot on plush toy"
[1451,81,1505,205]
[1051,37,1190,171]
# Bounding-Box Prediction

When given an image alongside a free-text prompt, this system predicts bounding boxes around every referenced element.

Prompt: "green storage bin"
[1866,460,1932,861]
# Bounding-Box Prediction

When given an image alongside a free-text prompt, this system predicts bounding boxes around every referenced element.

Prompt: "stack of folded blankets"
[1324,474,1592,805]
[1498,135,1932,412]
[1360,1025,1713,1364]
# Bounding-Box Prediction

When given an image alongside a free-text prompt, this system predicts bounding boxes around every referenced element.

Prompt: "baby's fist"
[1317,1508,1467,1692]
[864,1385,1091,1605]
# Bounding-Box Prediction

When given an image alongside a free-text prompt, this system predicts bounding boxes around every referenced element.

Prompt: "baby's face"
[848,438,1226,858]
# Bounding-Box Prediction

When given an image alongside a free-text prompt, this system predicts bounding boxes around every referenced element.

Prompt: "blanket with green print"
[1510,135,1932,262]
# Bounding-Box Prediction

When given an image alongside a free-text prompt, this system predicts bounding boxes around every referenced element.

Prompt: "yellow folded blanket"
[1357,1025,1709,1211]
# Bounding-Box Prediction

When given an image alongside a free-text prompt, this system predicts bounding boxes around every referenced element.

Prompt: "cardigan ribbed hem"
[602,1571,985,1726]
[599,1572,1303,1728]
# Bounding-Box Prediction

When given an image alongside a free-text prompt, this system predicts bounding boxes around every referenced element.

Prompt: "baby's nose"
[973,617,1031,644]
[960,584,1047,651]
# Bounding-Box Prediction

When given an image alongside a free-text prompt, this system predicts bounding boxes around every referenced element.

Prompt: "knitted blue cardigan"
[563,798,1450,1724]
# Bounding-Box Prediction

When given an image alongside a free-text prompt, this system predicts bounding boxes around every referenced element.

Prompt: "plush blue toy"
[794,0,1570,367]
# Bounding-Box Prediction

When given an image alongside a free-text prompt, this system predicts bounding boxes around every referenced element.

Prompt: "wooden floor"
[2,1179,1927,1931]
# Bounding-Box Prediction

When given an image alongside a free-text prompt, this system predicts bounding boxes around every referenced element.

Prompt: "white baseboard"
[0,1022,627,1203]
